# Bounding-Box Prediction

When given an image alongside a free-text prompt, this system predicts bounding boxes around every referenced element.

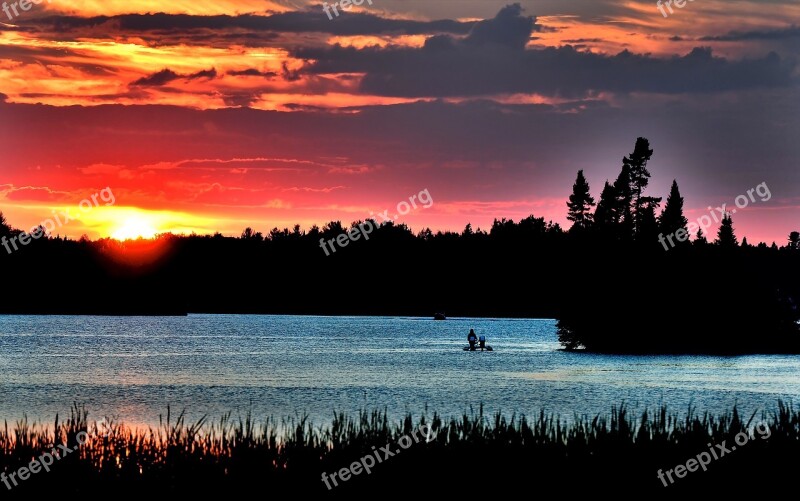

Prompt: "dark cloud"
[191,68,218,80]
[461,3,537,49]
[227,69,279,78]
[669,26,800,58]
[131,69,181,87]
[131,68,217,87]
[0,23,36,33]
[563,38,604,44]
[14,88,152,103]
[281,62,301,82]
[221,92,261,107]
[699,26,800,42]
[292,5,796,98]
[15,11,477,41]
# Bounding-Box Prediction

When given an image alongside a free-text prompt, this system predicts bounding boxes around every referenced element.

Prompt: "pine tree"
[715,214,738,248]
[659,180,688,242]
[240,227,263,241]
[613,164,634,238]
[789,231,799,250]
[566,170,595,231]
[637,197,662,243]
[593,181,616,228]
[0,211,9,238]
[695,228,708,246]
[623,137,654,234]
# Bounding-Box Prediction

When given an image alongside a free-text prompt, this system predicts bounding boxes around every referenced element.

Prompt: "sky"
[0,0,798,243]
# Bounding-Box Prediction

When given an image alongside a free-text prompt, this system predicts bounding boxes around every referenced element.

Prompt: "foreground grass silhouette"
[1,402,798,496]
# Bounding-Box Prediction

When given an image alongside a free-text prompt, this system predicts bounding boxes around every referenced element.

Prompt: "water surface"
[0,315,797,427]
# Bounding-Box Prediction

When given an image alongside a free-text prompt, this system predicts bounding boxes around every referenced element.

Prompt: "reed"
[0,402,797,495]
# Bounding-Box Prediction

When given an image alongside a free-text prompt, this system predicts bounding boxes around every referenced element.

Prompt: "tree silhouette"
[789,231,799,250]
[695,228,708,246]
[637,196,662,243]
[241,227,264,241]
[594,181,617,232]
[716,214,738,248]
[623,137,654,234]
[566,170,595,232]
[613,165,634,239]
[659,180,688,242]
[0,211,10,238]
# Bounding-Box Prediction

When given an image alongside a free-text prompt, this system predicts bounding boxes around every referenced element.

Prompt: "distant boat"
[463,345,493,351]
[434,312,446,320]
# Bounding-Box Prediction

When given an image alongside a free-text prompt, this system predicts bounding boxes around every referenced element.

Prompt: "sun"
[111,217,159,240]
[79,206,223,240]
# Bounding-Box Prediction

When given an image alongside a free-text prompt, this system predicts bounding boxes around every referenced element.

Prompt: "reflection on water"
[0,315,798,426]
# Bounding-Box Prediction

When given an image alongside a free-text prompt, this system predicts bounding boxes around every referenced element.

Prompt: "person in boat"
[479,334,486,349]
[467,329,478,350]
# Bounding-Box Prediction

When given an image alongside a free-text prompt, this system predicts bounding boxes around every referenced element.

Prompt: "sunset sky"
[0,0,798,243]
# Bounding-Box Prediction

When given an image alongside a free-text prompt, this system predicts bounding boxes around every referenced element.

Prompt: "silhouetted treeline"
[1,137,799,353]
[0,216,566,318]
[558,138,800,353]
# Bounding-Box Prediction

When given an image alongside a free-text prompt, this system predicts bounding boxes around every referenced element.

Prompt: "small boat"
[434,312,446,320]
[463,345,493,351]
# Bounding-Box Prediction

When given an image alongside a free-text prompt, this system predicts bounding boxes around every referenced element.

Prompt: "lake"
[1,315,798,428]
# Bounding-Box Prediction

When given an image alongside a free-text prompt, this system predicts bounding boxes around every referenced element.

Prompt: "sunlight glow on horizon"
[96,207,229,240]
[111,216,159,241]
[0,205,230,241]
